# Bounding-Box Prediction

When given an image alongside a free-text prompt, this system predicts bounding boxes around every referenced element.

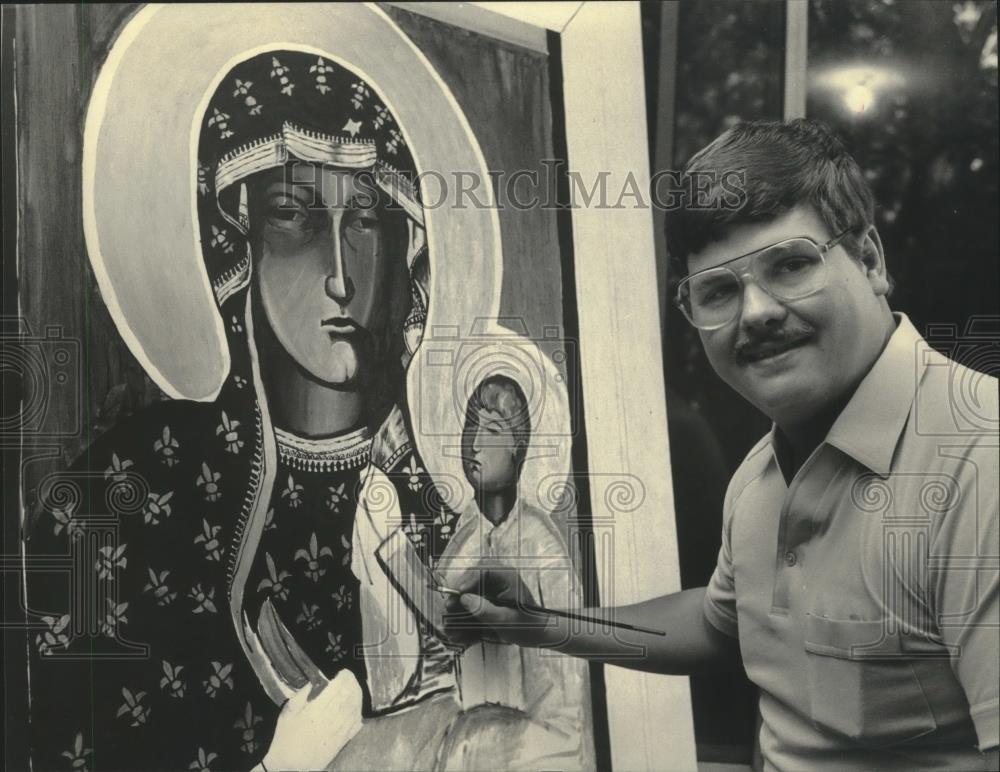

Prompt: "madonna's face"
[249,164,405,387]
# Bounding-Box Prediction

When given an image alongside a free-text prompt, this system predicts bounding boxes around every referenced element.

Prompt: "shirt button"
[784,551,797,567]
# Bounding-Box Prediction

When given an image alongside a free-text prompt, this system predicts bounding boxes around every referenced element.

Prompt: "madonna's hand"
[257,668,363,772]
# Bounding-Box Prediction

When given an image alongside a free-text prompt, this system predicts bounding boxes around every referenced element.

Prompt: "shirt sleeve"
[703,476,741,639]
[930,442,999,751]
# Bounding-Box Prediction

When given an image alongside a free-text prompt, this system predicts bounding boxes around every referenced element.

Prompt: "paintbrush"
[429,583,667,637]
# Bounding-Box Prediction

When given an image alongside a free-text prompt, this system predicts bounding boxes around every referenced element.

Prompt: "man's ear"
[859,226,890,297]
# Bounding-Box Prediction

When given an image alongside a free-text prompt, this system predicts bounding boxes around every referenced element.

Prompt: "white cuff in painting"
[261,668,364,772]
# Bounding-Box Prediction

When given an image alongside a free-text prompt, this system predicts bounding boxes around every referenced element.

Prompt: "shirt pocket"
[803,613,938,746]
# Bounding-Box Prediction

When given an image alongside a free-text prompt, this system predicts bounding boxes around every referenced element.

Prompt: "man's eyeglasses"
[675,232,851,330]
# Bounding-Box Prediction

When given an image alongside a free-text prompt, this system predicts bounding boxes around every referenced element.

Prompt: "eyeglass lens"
[681,238,829,329]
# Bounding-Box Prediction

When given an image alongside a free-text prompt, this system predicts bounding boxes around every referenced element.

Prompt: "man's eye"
[775,257,811,273]
[694,282,738,307]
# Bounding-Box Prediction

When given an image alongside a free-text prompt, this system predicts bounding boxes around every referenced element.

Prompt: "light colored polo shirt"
[704,314,999,771]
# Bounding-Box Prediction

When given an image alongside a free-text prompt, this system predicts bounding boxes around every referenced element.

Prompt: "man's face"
[462,406,521,494]
[249,164,405,386]
[687,205,891,425]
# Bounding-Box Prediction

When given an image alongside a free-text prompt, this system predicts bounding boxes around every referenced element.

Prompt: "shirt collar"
[821,313,923,476]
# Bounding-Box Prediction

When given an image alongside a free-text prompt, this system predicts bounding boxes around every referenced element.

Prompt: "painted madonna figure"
[26,51,461,771]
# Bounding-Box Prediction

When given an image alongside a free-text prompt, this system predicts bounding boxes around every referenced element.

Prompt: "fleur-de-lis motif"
[331,585,351,611]
[52,503,83,537]
[204,660,234,698]
[401,460,424,492]
[197,162,211,196]
[143,567,177,606]
[385,128,403,156]
[100,598,129,637]
[188,747,219,772]
[372,105,391,130]
[263,507,276,532]
[281,473,304,508]
[296,602,321,631]
[116,686,150,727]
[325,631,345,660]
[194,518,223,562]
[216,411,244,455]
[269,56,294,96]
[402,520,425,546]
[326,482,346,512]
[340,533,352,566]
[96,543,127,580]
[104,453,133,482]
[294,532,334,582]
[142,490,174,525]
[159,660,186,698]
[189,583,218,614]
[207,107,233,139]
[196,463,222,502]
[435,509,455,538]
[350,81,370,110]
[309,57,334,94]
[256,553,291,601]
[60,732,92,770]
[232,78,263,115]
[153,426,180,467]
[209,224,234,255]
[36,614,70,656]
[234,701,264,754]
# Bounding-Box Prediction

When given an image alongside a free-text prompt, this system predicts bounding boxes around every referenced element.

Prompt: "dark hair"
[666,119,876,276]
[465,374,531,455]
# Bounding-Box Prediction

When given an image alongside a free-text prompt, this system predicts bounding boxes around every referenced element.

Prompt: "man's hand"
[442,568,547,648]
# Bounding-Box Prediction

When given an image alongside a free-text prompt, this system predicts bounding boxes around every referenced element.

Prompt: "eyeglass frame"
[674,230,853,331]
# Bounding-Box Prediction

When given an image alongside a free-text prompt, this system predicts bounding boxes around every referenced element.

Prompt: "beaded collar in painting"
[274,426,372,473]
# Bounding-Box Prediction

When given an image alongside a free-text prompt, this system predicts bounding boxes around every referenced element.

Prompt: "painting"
[7,4,599,770]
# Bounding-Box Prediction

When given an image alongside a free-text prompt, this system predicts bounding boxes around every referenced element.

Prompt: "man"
[448,119,999,770]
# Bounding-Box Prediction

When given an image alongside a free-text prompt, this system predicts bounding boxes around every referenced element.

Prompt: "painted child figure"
[436,375,595,771]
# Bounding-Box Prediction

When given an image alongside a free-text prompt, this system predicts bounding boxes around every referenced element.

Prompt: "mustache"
[734,325,814,361]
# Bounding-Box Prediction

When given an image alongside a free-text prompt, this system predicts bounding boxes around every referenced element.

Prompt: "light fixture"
[813,64,906,117]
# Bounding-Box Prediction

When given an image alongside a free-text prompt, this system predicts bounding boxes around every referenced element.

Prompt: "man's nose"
[739,281,787,330]
[324,221,354,304]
